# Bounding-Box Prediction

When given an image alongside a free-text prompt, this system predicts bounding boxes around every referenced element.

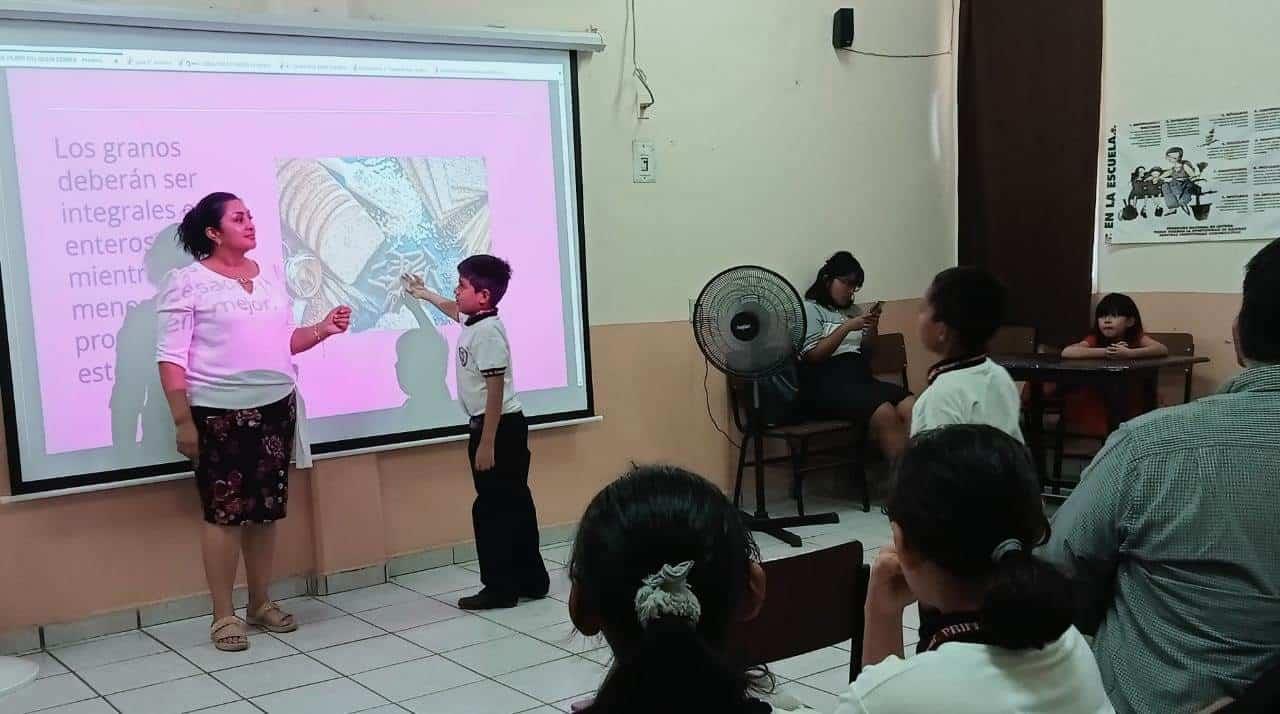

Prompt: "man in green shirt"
[1045,238,1280,714]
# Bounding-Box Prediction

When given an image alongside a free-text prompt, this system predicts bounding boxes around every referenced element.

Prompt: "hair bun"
[989,538,1024,563]
[634,561,702,629]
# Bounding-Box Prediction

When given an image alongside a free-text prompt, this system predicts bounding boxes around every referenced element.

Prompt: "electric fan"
[692,265,839,546]
[0,655,38,697]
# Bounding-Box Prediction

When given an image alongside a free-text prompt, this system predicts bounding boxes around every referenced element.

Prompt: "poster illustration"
[1103,107,1280,244]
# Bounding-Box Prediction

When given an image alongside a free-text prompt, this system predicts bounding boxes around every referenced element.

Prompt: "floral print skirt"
[190,393,296,526]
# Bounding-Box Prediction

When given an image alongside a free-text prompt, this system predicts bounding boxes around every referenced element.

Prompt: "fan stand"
[0,656,38,698]
[740,381,839,547]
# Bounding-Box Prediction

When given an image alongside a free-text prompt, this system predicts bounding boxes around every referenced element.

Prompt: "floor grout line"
[186,697,256,713]
[25,615,835,711]
[39,649,120,709]
[22,515,889,712]
[330,671,396,712]
[211,650,347,700]
[43,633,172,673]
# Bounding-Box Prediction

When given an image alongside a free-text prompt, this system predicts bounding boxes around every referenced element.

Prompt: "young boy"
[911,266,1023,443]
[403,256,550,610]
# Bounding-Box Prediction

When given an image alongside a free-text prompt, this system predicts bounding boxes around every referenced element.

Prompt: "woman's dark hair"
[804,251,864,309]
[1090,292,1144,345]
[1239,237,1280,363]
[886,425,1073,650]
[1166,146,1185,159]
[926,266,1006,354]
[569,464,766,714]
[176,192,238,260]
[1130,166,1146,183]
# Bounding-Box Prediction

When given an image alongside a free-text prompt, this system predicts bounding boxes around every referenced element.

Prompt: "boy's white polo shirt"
[456,311,522,418]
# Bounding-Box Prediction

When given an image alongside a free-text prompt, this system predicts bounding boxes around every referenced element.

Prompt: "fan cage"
[692,265,807,378]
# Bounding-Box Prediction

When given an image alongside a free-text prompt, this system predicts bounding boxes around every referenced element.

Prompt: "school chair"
[728,333,910,516]
[866,332,910,387]
[727,539,868,685]
[1146,332,1197,404]
[989,325,1038,355]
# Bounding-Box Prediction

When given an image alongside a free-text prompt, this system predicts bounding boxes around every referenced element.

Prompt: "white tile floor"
[2,498,913,714]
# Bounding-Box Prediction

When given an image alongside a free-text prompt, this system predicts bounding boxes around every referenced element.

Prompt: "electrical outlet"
[633,140,656,183]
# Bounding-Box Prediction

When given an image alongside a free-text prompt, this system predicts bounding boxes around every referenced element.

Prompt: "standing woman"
[157,192,351,652]
[799,251,913,461]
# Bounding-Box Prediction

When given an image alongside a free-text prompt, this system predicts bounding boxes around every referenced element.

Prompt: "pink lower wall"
[0,471,317,629]
[0,302,928,632]
[0,294,1241,632]
[0,319,749,630]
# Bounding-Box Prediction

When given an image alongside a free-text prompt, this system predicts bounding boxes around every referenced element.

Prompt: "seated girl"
[568,464,820,714]
[798,251,914,460]
[837,425,1113,713]
[1059,293,1168,435]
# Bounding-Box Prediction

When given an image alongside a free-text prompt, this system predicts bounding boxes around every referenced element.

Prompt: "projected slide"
[278,156,491,333]
[0,37,589,491]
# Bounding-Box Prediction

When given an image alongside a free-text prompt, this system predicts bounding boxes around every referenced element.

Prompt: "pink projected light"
[6,68,568,455]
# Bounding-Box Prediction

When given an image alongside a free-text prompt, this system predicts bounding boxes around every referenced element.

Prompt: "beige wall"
[81,0,957,321]
[374,0,957,317]
[1091,0,1269,395]
[0,1,954,631]
[1097,0,1274,295]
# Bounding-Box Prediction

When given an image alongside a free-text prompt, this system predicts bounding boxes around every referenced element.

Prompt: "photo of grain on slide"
[275,156,490,333]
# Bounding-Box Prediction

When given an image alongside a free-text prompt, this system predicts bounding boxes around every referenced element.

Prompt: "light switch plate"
[633,140,656,183]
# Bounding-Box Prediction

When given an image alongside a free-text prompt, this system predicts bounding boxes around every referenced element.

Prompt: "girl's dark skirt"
[190,392,296,526]
[800,352,911,424]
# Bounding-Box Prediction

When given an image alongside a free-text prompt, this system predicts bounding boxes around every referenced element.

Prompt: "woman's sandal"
[246,601,298,633]
[210,616,249,652]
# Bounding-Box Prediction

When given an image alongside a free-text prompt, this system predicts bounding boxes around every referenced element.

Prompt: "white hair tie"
[634,561,701,629]
[990,538,1024,563]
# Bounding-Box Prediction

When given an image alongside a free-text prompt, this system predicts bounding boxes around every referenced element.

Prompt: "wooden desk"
[991,353,1210,492]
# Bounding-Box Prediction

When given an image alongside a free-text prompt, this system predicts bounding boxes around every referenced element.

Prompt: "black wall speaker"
[832,8,855,49]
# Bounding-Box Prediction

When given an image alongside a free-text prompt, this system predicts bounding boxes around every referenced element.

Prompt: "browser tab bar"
[0,44,564,82]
